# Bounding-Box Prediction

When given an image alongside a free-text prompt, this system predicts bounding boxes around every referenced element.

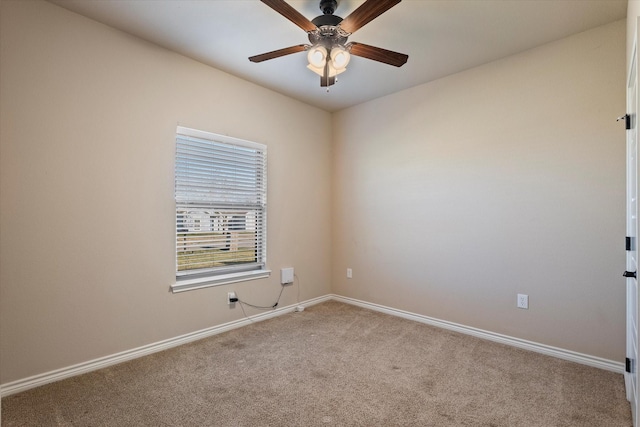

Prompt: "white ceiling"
[47,0,627,112]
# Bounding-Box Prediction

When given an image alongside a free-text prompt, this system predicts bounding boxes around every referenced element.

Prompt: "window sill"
[171,269,271,293]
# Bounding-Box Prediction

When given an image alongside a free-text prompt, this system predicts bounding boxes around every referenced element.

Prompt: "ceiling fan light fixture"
[330,46,350,70]
[307,60,347,78]
[307,63,325,77]
[307,45,328,69]
[326,63,342,78]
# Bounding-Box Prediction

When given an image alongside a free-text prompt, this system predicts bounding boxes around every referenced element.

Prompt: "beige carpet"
[1,301,632,426]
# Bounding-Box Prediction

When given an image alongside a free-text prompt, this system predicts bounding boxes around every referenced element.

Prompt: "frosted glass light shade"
[307,46,328,68]
[330,47,350,70]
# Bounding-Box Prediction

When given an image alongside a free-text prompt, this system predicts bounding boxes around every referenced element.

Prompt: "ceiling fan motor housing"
[311,13,342,28]
[309,24,348,48]
[310,0,347,50]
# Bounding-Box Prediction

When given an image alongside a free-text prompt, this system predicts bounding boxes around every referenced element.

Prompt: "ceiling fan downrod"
[319,0,338,15]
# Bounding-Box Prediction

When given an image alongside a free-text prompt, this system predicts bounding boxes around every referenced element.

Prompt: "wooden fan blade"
[261,0,317,32]
[349,42,408,67]
[249,44,307,63]
[339,0,401,34]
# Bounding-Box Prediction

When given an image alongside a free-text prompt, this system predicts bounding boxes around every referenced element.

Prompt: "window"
[172,126,269,292]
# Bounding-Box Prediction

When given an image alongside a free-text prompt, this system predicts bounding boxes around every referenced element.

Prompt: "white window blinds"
[175,126,267,281]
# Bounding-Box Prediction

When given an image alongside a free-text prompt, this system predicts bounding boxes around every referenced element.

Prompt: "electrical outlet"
[228,292,237,305]
[347,268,352,279]
[517,294,528,309]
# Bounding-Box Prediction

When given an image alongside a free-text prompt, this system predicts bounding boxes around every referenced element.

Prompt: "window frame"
[171,126,270,293]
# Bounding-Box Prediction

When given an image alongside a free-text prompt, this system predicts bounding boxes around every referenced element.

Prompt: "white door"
[626,41,639,427]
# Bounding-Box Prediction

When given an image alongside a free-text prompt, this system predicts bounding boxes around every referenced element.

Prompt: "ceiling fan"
[249,0,409,87]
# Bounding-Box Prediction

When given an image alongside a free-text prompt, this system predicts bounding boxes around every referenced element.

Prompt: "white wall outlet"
[281,267,294,285]
[347,268,352,279]
[517,294,529,309]
[228,292,237,305]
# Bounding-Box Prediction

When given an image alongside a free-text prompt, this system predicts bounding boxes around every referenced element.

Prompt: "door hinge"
[618,114,632,130]
[627,357,634,373]
[627,236,635,251]
[624,271,637,278]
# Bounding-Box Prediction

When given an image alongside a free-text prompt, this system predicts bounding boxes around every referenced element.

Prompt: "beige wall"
[332,20,626,361]
[0,0,332,383]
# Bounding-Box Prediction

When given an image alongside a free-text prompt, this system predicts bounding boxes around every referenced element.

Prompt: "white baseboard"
[0,295,331,397]
[0,293,622,397]
[330,294,624,374]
